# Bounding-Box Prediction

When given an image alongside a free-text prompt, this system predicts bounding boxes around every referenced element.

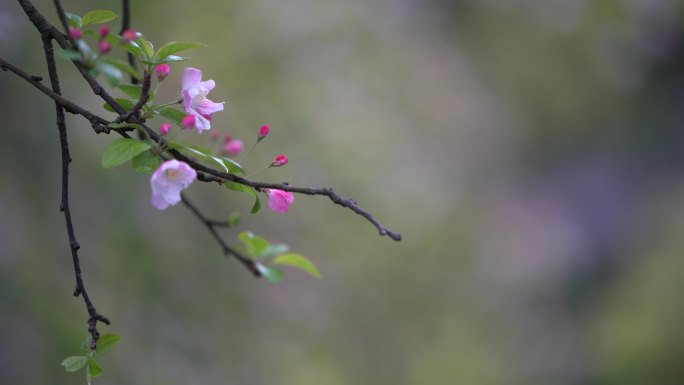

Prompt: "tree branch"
[41,34,110,350]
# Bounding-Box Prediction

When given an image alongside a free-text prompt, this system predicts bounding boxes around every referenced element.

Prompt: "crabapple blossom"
[181,67,224,133]
[159,123,172,136]
[266,189,294,213]
[69,27,82,40]
[150,160,197,210]
[182,114,197,129]
[99,26,109,38]
[99,40,112,54]
[121,28,137,42]
[271,154,288,167]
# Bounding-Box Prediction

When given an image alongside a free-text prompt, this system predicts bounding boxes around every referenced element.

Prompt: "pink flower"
[267,189,294,213]
[159,123,172,136]
[121,28,137,42]
[181,68,224,133]
[182,114,197,129]
[155,64,170,81]
[99,26,110,38]
[223,139,244,156]
[150,160,197,210]
[258,124,270,140]
[99,40,112,54]
[271,154,288,167]
[69,27,82,40]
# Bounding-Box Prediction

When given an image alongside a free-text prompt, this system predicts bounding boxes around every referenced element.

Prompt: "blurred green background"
[2,0,684,384]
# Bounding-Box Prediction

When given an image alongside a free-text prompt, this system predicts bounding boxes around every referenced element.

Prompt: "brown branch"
[115,72,151,123]
[41,33,110,350]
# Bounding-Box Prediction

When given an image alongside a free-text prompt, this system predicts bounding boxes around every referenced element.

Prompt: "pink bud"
[99,40,112,54]
[155,64,170,81]
[223,139,244,157]
[159,123,172,136]
[271,154,288,167]
[99,26,110,38]
[121,28,137,42]
[182,114,197,129]
[266,189,294,213]
[69,27,82,40]
[211,131,221,141]
[258,124,270,140]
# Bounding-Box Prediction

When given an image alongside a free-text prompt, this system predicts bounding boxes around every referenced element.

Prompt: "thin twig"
[120,0,138,85]
[180,194,261,276]
[41,34,110,350]
[115,72,151,123]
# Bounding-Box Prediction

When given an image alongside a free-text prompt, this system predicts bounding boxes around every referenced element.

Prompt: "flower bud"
[182,114,197,129]
[69,27,83,40]
[266,189,294,213]
[99,40,113,54]
[155,64,170,81]
[271,154,288,167]
[211,131,221,141]
[159,123,172,136]
[121,28,137,42]
[258,124,270,141]
[223,139,244,157]
[99,26,110,38]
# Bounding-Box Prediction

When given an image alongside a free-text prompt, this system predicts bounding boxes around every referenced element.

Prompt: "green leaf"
[120,41,143,58]
[96,62,124,86]
[86,370,93,385]
[158,55,190,63]
[82,10,117,26]
[223,181,261,214]
[95,333,122,355]
[103,98,137,113]
[102,138,152,168]
[117,84,142,99]
[80,335,92,353]
[260,244,290,259]
[61,356,88,372]
[155,41,206,61]
[256,264,284,283]
[103,59,141,82]
[176,144,244,175]
[228,212,241,227]
[56,49,82,61]
[220,157,245,175]
[238,231,271,258]
[139,38,154,60]
[132,150,162,173]
[66,12,82,28]
[87,356,103,378]
[154,106,186,125]
[272,253,323,279]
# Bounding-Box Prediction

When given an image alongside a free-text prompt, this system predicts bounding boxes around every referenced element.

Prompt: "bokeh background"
[2,0,684,384]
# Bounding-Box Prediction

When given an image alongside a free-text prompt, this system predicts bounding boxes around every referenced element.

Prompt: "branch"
[41,34,109,350]
[180,194,261,276]
[115,72,151,123]
[120,0,138,85]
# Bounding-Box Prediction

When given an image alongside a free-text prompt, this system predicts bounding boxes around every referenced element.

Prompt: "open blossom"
[182,67,224,133]
[223,138,244,156]
[267,189,294,213]
[271,154,288,167]
[150,160,197,210]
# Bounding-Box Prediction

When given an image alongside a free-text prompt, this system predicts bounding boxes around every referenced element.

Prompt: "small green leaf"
[260,244,290,259]
[96,62,124,86]
[256,264,284,283]
[66,12,82,28]
[95,333,122,355]
[103,59,141,82]
[223,182,261,214]
[103,98,137,113]
[87,356,103,378]
[228,212,241,227]
[56,49,82,61]
[102,138,152,168]
[139,38,154,60]
[155,41,206,61]
[238,231,271,258]
[117,84,142,99]
[132,150,162,173]
[272,253,323,279]
[80,335,92,353]
[82,10,117,26]
[155,106,186,125]
[158,55,190,63]
[220,157,245,175]
[61,356,88,372]
[120,41,143,58]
